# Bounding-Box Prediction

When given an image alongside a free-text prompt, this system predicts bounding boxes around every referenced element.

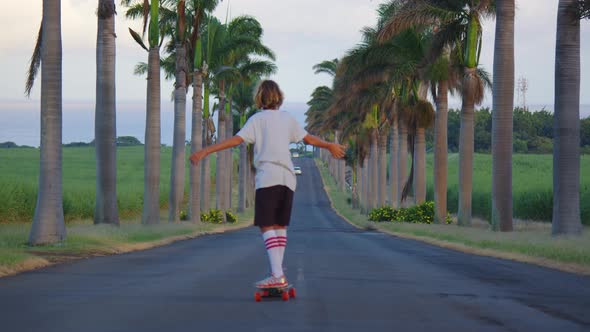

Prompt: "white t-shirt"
[236,110,308,191]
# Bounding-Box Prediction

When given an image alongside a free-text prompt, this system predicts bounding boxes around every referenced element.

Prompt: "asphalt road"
[1,158,590,332]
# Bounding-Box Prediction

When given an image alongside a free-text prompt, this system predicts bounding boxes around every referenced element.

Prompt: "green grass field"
[1,147,588,225]
[0,146,238,223]
[424,153,590,224]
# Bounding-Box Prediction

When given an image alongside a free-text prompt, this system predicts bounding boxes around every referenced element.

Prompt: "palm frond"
[134,62,148,76]
[312,59,339,77]
[129,28,149,51]
[25,22,43,97]
[377,1,457,42]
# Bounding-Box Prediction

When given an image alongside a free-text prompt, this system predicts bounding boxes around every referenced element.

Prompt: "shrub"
[226,211,238,224]
[180,210,188,221]
[200,209,237,223]
[369,201,452,224]
[200,209,223,223]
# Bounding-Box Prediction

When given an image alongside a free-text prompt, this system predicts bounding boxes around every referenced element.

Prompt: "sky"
[0,0,589,146]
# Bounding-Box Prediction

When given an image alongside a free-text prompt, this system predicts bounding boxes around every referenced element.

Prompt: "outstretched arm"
[190,135,244,166]
[303,134,346,159]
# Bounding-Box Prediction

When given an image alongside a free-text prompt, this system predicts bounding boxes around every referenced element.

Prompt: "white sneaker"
[255,275,288,289]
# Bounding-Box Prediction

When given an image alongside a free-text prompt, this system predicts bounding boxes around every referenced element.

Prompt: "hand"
[189,149,208,166]
[328,143,346,159]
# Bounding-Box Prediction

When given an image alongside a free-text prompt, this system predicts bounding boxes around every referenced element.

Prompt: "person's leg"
[254,187,287,287]
[275,187,294,277]
[260,226,283,278]
[275,226,287,270]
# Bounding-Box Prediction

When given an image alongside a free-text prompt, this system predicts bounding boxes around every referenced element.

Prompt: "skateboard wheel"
[282,291,289,301]
[255,292,262,302]
[289,287,296,299]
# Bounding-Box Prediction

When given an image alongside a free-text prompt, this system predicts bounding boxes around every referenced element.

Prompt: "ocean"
[0,100,588,147]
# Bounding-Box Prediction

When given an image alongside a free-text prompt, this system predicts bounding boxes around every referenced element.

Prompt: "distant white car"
[294,166,302,175]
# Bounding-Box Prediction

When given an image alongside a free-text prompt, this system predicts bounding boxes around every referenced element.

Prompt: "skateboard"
[254,284,296,302]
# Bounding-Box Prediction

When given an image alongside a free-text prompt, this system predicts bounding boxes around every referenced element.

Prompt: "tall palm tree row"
[379,0,493,225]
[125,2,276,222]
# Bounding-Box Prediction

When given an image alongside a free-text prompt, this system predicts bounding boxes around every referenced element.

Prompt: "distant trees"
[430,108,590,154]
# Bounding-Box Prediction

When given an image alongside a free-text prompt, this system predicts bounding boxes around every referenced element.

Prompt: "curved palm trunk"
[434,81,449,224]
[30,0,66,245]
[389,120,398,207]
[94,0,118,226]
[413,127,426,204]
[378,132,387,206]
[553,0,582,235]
[190,70,203,223]
[168,43,187,223]
[397,120,408,206]
[458,67,477,226]
[142,47,161,225]
[492,0,515,232]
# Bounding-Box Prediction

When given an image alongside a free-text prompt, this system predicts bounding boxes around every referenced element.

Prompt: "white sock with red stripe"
[275,228,287,269]
[262,230,283,277]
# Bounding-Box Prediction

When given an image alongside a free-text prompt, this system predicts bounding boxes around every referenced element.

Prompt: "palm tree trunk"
[190,70,203,223]
[238,143,246,212]
[352,161,359,209]
[216,81,227,221]
[142,47,161,225]
[94,0,118,226]
[389,122,398,208]
[30,0,66,245]
[226,103,233,210]
[413,127,426,204]
[398,119,408,207]
[492,0,515,232]
[168,43,187,223]
[458,67,477,226]
[553,0,582,235]
[201,84,212,213]
[434,81,449,224]
[361,157,369,214]
[378,132,387,206]
[370,131,379,210]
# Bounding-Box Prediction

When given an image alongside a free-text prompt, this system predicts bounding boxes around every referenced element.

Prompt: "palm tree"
[94,0,119,226]
[492,0,515,232]
[125,0,162,225]
[26,0,67,244]
[552,0,586,235]
[167,0,188,223]
[206,15,275,219]
[379,0,494,225]
[189,2,223,223]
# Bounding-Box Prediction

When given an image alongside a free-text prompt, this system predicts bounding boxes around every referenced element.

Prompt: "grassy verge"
[0,208,254,278]
[315,159,590,275]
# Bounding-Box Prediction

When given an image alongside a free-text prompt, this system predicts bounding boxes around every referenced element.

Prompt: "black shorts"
[254,185,294,228]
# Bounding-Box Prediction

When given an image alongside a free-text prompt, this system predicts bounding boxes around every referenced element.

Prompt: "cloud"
[1,0,589,105]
